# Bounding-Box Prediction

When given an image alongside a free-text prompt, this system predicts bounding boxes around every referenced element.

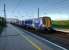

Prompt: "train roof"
[40,16,51,18]
[23,16,51,21]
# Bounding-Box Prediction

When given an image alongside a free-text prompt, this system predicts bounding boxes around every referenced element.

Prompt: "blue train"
[12,16,53,31]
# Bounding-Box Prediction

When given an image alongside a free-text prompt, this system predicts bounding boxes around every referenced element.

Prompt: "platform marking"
[23,29,68,50]
[13,27,42,50]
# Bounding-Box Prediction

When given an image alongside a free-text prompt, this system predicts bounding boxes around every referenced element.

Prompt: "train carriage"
[22,16,52,31]
[33,17,52,30]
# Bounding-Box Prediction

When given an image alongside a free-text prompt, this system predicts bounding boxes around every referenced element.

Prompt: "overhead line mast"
[4,4,6,19]
[4,3,6,24]
[38,8,39,18]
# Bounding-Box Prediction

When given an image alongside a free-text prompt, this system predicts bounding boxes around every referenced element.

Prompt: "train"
[11,16,54,32]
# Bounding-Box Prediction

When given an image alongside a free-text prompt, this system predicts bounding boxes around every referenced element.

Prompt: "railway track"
[23,27,69,50]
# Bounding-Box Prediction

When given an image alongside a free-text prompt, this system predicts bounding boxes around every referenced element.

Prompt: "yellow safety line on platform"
[20,33,42,50]
[13,27,42,50]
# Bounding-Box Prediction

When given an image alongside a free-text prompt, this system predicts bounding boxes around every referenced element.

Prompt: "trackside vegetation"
[52,20,69,29]
[0,17,6,33]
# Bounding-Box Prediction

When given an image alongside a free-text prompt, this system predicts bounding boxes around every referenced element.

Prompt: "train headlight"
[42,24,45,27]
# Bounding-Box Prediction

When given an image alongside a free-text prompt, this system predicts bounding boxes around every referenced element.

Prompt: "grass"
[52,20,69,29]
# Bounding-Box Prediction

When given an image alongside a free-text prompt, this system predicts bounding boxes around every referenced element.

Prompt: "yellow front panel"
[47,19,51,28]
[42,17,51,29]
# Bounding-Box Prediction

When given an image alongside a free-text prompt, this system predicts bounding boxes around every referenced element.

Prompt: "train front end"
[42,17,52,30]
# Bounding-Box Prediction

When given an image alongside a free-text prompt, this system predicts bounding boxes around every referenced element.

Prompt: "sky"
[0,0,69,20]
